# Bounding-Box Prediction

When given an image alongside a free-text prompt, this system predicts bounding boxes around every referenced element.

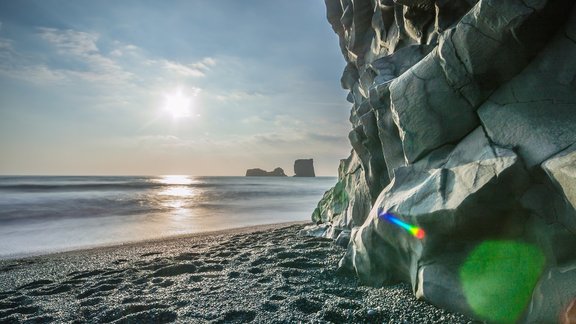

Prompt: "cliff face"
[311,0,576,322]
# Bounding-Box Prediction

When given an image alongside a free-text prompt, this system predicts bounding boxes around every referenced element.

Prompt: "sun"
[162,88,193,119]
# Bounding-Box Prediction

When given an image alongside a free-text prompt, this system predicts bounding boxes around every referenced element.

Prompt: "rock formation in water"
[294,159,316,177]
[245,167,287,177]
[304,0,576,322]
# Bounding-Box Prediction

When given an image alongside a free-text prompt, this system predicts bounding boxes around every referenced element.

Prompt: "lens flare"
[378,210,425,239]
[459,240,545,323]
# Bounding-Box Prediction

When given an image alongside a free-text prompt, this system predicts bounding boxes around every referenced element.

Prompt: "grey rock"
[526,263,576,323]
[312,151,371,236]
[389,49,478,163]
[298,224,330,237]
[478,19,576,168]
[340,127,529,286]
[542,144,576,234]
[293,159,315,177]
[335,230,351,248]
[317,0,576,322]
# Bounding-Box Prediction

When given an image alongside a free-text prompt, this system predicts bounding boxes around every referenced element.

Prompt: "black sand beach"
[0,223,476,323]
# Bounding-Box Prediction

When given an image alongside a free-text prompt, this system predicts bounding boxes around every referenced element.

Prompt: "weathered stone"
[298,223,330,237]
[312,0,576,321]
[478,19,576,168]
[542,144,576,233]
[349,110,389,202]
[312,151,371,237]
[526,262,576,323]
[293,159,315,177]
[389,49,478,163]
[335,230,351,248]
[340,127,529,285]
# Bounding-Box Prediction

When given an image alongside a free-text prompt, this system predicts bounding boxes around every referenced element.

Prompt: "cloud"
[38,27,99,56]
[161,60,205,77]
[33,28,217,84]
[0,33,68,84]
[0,25,221,94]
[251,131,347,147]
[37,27,133,84]
[0,39,12,50]
[137,135,181,145]
[191,57,216,70]
[159,56,216,78]
[109,43,139,57]
[305,132,347,144]
[215,90,265,102]
[240,116,266,124]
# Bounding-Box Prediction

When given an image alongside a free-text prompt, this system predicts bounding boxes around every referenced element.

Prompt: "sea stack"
[293,159,315,177]
[245,167,287,177]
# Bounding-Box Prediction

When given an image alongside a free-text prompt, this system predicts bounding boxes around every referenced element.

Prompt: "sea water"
[0,175,336,259]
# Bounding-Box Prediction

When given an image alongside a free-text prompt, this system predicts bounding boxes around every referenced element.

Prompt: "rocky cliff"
[294,159,316,177]
[245,167,287,177]
[307,0,576,322]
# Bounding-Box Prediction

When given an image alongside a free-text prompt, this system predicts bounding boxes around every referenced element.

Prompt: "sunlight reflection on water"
[156,175,194,185]
[0,175,337,258]
[155,175,197,214]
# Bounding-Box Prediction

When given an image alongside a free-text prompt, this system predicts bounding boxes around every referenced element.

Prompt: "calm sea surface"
[0,176,336,259]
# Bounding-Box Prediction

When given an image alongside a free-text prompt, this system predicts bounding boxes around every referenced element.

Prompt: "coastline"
[0,223,476,323]
[0,221,310,261]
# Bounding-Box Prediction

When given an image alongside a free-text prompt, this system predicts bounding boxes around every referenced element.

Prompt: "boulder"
[293,159,315,177]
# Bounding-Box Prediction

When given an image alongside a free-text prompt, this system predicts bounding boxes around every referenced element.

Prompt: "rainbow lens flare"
[378,210,425,239]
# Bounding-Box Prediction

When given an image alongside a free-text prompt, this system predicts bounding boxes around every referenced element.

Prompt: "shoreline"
[0,221,310,261]
[0,223,476,323]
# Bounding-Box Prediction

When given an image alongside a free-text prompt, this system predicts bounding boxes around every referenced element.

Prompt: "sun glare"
[158,175,193,185]
[162,88,193,119]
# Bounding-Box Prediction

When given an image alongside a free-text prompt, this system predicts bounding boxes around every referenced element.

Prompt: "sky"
[0,0,351,176]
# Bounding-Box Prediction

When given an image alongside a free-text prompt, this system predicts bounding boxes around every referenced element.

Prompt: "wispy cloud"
[215,90,265,102]
[37,27,133,84]
[191,57,216,70]
[0,38,12,50]
[38,27,99,56]
[240,116,266,124]
[162,57,216,78]
[0,32,68,84]
[0,26,218,87]
[160,60,206,78]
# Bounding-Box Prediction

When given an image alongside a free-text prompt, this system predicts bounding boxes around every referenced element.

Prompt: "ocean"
[0,175,336,259]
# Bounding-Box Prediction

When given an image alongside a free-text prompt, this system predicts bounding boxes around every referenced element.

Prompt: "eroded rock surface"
[309,0,576,322]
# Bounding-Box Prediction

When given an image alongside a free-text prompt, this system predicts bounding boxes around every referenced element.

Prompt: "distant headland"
[245,167,287,177]
[246,159,315,177]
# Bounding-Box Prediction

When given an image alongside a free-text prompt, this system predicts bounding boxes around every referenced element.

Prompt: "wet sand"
[0,222,476,323]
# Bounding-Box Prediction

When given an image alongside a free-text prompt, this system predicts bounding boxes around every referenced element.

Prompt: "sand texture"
[0,223,476,323]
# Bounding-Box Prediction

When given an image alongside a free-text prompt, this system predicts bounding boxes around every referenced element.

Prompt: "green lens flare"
[460,240,545,323]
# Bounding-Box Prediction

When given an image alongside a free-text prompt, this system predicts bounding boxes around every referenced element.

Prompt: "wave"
[0,176,333,193]
[0,181,252,192]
